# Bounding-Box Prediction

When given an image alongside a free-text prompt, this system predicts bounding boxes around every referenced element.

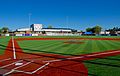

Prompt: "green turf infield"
[84,55,120,76]
[17,37,120,55]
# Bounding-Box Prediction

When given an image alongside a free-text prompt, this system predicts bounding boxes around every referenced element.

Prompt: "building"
[15,24,77,35]
[30,24,42,32]
[16,28,31,34]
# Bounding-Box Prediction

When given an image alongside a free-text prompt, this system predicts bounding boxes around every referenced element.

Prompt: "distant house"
[105,28,120,36]
[16,28,31,34]
[100,31,110,34]
[116,31,120,36]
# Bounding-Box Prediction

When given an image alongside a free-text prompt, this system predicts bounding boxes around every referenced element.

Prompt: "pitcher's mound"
[64,40,84,44]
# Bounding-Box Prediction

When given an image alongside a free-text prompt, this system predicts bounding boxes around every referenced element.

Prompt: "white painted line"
[3,61,33,76]
[67,50,120,60]
[86,50,120,57]
[3,69,32,76]
[31,62,50,74]
[44,59,62,63]
[3,50,120,75]
[3,62,50,75]
[14,70,32,74]
[44,50,120,63]
[0,58,11,62]
[3,70,14,76]
[13,61,33,70]
[44,56,85,63]
[67,56,85,60]
[12,36,16,59]
[0,60,23,68]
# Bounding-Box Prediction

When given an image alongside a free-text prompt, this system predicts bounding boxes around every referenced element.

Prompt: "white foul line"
[3,61,50,75]
[31,62,49,74]
[13,70,32,74]
[15,62,50,74]
[12,36,16,59]
[3,70,14,76]
[44,50,120,63]
[13,61,33,70]
[0,58,11,62]
[2,50,120,75]
[0,60,23,69]
[3,61,33,76]
[85,50,120,57]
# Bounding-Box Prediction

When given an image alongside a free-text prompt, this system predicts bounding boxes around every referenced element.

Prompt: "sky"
[0,0,120,31]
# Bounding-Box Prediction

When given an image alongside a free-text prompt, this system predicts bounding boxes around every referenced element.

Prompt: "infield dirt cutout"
[0,37,120,76]
[63,40,84,44]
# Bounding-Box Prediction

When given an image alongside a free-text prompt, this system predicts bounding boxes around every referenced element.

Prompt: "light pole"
[66,16,69,35]
[28,13,32,26]
[66,16,69,28]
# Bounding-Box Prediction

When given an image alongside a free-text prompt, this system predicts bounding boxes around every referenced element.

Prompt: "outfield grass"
[84,55,120,76]
[0,36,11,55]
[18,39,120,55]
[16,36,120,76]
[0,36,120,54]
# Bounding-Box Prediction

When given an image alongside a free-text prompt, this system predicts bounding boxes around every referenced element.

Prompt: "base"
[15,63,23,66]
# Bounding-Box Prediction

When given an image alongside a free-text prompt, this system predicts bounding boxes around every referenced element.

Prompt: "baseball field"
[0,36,120,76]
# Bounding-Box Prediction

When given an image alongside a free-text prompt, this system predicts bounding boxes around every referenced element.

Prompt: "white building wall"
[17,28,30,31]
[42,29,71,32]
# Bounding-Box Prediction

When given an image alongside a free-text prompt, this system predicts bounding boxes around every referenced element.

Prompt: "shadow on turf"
[0,43,120,66]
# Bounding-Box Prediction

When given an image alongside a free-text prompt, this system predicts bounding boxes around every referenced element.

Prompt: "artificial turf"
[18,39,120,55]
[16,36,120,76]
[0,36,120,76]
[0,36,11,55]
[84,55,120,76]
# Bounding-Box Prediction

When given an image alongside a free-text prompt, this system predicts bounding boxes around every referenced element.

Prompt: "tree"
[71,29,77,34]
[0,28,2,33]
[2,27,9,33]
[42,31,46,34]
[85,25,102,34]
[108,27,119,34]
[86,28,93,32]
[80,30,83,32]
[48,25,53,28]
[109,29,116,34]
[93,25,102,34]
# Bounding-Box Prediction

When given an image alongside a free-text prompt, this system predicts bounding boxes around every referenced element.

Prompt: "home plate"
[15,63,23,66]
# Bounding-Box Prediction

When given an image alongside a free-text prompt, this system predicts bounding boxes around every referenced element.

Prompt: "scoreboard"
[31,24,42,31]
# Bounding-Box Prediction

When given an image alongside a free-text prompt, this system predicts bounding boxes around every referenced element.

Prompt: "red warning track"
[16,37,120,41]
[0,37,120,76]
